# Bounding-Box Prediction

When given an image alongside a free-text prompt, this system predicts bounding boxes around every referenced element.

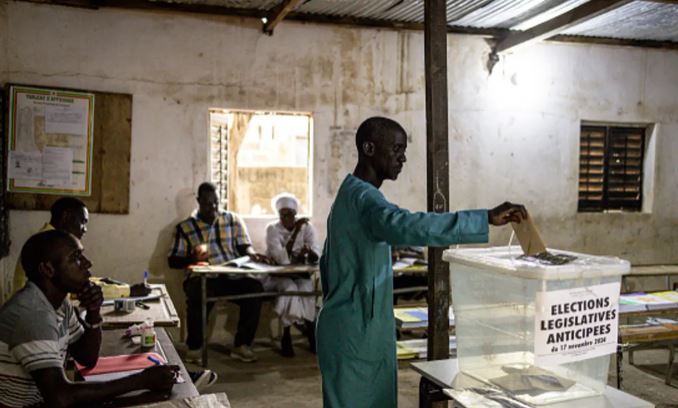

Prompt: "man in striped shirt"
[0,230,177,407]
[168,182,268,363]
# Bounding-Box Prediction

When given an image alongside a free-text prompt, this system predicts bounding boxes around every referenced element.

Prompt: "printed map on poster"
[7,85,94,195]
[534,282,620,366]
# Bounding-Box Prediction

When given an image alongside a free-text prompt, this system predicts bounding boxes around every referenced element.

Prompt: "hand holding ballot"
[488,202,528,226]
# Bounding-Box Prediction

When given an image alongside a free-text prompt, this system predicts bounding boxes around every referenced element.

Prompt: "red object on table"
[75,352,165,376]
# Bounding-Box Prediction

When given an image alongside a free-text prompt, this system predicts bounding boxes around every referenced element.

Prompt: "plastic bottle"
[141,318,156,348]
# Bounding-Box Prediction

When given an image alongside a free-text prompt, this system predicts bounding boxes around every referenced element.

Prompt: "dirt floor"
[177,335,678,408]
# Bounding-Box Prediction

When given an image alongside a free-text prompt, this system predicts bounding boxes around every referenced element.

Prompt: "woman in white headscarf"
[263,192,320,356]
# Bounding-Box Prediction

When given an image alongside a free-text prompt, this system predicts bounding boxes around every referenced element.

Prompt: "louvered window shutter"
[578,125,645,212]
[606,127,644,211]
[210,122,228,210]
[578,126,606,212]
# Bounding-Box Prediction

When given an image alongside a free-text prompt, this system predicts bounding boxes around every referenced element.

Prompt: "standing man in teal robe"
[317,117,527,407]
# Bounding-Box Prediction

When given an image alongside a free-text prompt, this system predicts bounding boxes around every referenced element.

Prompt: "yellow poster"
[7,85,94,195]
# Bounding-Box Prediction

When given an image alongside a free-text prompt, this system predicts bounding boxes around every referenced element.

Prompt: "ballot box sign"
[534,282,620,366]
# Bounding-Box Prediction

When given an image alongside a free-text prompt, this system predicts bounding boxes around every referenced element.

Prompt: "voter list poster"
[534,282,620,366]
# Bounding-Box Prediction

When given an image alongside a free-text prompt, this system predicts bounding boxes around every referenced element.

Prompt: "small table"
[617,290,678,387]
[189,264,320,366]
[99,284,180,329]
[95,328,199,407]
[411,358,654,408]
[618,322,678,386]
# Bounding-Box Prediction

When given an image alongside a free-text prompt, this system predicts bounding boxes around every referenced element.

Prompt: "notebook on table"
[75,352,184,383]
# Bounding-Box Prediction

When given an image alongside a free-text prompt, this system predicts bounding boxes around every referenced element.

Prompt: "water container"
[444,246,629,405]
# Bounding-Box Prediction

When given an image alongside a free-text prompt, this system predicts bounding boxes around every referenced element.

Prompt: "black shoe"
[305,320,316,354]
[281,327,295,357]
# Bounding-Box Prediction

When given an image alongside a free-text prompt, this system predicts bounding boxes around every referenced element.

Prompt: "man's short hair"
[21,230,75,282]
[197,182,217,198]
[355,117,406,152]
[50,197,86,222]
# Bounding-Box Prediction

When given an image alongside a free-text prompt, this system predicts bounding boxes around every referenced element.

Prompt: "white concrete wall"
[1,1,677,307]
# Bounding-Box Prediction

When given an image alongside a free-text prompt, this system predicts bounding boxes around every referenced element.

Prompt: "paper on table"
[224,256,280,272]
[76,352,185,384]
[511,214,546,256]
[76,352,166,376]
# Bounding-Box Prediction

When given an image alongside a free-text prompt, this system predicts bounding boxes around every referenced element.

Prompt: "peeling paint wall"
[1,1,677,308]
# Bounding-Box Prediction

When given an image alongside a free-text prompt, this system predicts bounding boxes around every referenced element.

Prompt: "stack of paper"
[392,257,427,270]
[224,256,280,272]
[394,307,454,329]
[619,291,678,313]
[396,336,456,360]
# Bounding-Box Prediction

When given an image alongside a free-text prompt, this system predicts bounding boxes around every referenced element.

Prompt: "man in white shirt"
[264,193,320,356]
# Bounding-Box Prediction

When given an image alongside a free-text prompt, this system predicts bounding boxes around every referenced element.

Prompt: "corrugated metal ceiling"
[150,0,678,44]
[563,1,678,41]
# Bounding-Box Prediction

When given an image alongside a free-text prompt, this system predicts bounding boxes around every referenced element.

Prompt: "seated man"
[265,193,320,356]
[0,230,177,407]
[168,182,267,363]
[12,197,150,299]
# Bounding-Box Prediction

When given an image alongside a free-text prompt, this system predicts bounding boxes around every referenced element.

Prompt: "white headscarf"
[272,192,299,213]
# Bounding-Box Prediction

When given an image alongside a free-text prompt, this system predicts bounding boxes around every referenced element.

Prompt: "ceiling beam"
[262,0,303,35]
[497,0,572,29]
[644,0,678,4]
[493,0,634,55]
[22,0,265,18]
[550,34,678,50]
[487,0,634,72]
[19,0,678,52]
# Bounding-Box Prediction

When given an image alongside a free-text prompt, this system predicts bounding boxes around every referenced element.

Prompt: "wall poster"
[6,85,94,195]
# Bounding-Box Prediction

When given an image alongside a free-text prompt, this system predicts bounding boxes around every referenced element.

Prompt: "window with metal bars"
[209,109,312,216]
[578,125,646,212]
[210,115,229,210]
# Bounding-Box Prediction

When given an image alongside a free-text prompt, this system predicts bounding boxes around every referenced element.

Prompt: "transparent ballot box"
[444,247,629,405]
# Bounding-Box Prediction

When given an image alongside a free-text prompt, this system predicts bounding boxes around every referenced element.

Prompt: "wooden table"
[616,289,678,386]
[99,284,180,329]
[94,328,199,407]
[617,321,678,387]
[412,358,654,408]
[189,264,320,366]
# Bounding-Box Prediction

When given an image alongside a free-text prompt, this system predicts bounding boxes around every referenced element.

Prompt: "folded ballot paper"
[511,215,576,265]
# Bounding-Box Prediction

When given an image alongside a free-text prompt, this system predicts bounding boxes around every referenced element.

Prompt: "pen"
[147,355,163,365]
[136,301,150,310]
